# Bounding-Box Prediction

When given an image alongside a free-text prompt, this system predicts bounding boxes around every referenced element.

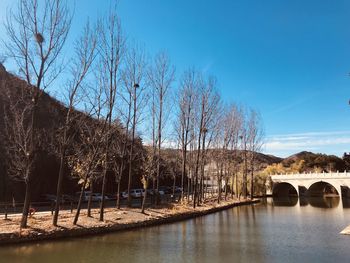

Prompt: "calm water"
[1,197,350,263]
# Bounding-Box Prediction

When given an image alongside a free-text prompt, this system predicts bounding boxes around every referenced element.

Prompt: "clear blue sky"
[1,0,350,157]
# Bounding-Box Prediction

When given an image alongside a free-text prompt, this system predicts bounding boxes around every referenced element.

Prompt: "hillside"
[0,65,142,202]
[282,151,347,172]
[159,148,282,171]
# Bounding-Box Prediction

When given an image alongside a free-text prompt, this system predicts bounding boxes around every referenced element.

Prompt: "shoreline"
[0,198,259,245]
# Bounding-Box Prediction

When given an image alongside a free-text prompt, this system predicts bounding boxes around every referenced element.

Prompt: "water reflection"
[299,196,309,206]
[272,196,298,206]
[272,196,344,209]
[342,197,350,208]
[308,196,340,208]
[1,198,350,263]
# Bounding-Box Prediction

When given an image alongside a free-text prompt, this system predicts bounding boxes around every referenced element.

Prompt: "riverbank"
[0,198,259,245]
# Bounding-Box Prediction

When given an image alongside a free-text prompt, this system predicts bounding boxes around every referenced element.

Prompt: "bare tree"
[239,108,251,200]
[53,21,97,226]
[148,52,175,202]
[3,0,71,228]
[175,69,196,202]
[120,45,148,207]
[246,109,264,199]
[109,122,125,209]
[140,148,156,213]
[97,9,125,221]
[186,116,197,203]
[2,86,33,217]
[72,79,108,225]
[193,76,220,208]
[215,105,234,203]
[227,104,243,198]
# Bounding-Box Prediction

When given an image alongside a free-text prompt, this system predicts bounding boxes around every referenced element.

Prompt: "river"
[0,197,350,263]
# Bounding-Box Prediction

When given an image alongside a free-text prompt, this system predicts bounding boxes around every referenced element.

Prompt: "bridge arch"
[307,181,340,197]
[270,172,350,198]
[272,182,298,197]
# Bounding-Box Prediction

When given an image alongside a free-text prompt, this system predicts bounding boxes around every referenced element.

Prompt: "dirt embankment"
[0,198,259,245]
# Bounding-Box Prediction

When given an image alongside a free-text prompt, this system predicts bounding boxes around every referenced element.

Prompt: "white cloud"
[264,131,350,158]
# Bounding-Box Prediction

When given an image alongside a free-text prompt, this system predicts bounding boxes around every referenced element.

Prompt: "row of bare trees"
[175,69,264,207]
[1,0,263,229]
[0,0,178,228]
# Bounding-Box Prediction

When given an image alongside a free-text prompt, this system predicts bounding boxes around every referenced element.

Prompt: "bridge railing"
[270,171,350,180]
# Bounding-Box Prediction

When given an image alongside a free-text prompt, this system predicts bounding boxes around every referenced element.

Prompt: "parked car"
[130,189,143,198]
[90,193,109,202]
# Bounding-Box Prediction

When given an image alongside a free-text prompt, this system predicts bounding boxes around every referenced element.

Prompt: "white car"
[91,193,109,201]
[130,189,143,198]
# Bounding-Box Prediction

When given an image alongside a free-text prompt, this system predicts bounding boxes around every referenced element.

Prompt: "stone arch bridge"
[268,172,350,198]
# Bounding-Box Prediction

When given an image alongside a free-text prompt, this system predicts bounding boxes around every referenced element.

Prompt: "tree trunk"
[99,160,108,221]
[73,161,94,225]
[74,180,88,225]
[243,145,248,199]
[21,94,39,229]
[116,176,121,209]
[127,138,135,207]
[156,92,163,204]
[180,146,186,202]
[186,172,190,203]
[141,184,148,214]
[87,181,93,217]
[193,132,203,208]
[53,144,66,226]
[172,175,176,201]
[127,92,137,207]
[250,154,255,200]
[217,177,221,204]
[200,132,206,203]
[20,176,31,228]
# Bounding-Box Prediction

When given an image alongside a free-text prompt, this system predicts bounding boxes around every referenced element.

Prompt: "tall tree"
[120,45,148,207]
[148,52,175,200]
[53,21,97,226]
[72,76,108,225]
[227,105,243,198]
[3,0,71,228]
[193,76,220,208]
[246,109,264,199]
[140,148,156,213]
[175,69,196,202]
[97,9,124,221]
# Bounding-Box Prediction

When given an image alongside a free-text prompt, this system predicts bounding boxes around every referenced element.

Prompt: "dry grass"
[0,197,249,242]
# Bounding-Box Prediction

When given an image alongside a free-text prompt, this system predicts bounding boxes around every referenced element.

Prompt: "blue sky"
[1,0,350,157]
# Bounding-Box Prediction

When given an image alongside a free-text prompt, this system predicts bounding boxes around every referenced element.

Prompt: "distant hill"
[159,147,282,172]
[282,151,347,172]
[255,152,283,168]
